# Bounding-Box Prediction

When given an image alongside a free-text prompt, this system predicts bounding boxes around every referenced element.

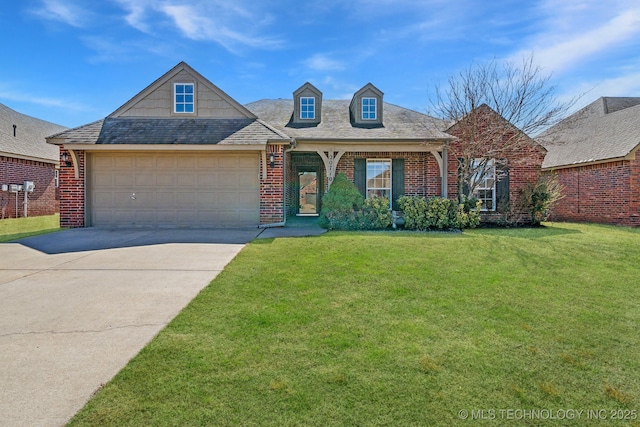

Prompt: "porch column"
[429,149,448,198]
[441,147,448,198]
[317,150,345,190]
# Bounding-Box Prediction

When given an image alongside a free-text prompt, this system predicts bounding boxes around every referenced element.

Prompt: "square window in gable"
[362,97,377,120]
[174,83,195,113]
[300,97,315,119]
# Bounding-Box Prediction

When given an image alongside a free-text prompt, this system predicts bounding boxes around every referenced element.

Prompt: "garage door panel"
[156,157,175,168]
[218,174,239,187]
[218,157,239,168]
[177,173,197,187]
[114,173,134,186]
[90,152,259,227]
[197,157,217,168]
[113,210,135,223]
[135,210,156,223]
[113,156,134,168]
[136,157,155,168]
[157,210,177,224]
[177,157,196,168]
[135,173,156,186]
[93,173,114,187]
[198,173,217,186]
[156,173,175,186]
[238,156,257,168]
[239,172,258,186]
[177,192,197,208]
[156,192,176,205]
[93,191,113,206]
[237,192,259,205]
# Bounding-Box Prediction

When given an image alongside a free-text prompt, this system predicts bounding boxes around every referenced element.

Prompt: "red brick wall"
[336,152,442,198]
[446,135,546,221]
[548,158,640,226]
[1,156,58,219]
[58,149,85,228]
[260,145,285,224]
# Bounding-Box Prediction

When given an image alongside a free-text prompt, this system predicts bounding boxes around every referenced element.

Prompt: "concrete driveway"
[0,228,261,427]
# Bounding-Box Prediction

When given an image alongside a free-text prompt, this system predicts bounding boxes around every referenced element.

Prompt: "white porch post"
[317,150,345,191]
[429,149,448,198]
[441,147,448,198]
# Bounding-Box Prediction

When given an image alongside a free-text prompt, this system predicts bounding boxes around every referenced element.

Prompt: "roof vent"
[13,124,16,137]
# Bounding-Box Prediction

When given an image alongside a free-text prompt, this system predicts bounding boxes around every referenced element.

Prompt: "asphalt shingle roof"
[538,97,640,169]
[0,103,67,162]
[48,117,289,145]
[245,99,453,141]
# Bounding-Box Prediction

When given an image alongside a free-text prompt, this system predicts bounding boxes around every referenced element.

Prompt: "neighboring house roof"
[48,118,289,146]
[538,97,640,169]
[245,99,453,141]
[0,102,66,163]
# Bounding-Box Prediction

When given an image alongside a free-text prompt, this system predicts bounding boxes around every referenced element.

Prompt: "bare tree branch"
[431,54,576,200]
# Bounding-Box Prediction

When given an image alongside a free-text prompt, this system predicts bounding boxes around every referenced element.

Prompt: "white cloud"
[514,2,640,73]
[0,86,86,111]
[110,1,284,54]
[32,0,89,27]
[559,70,640,110]
[113,0,155,33]
[303,54,346,72]
[160,3,283,52]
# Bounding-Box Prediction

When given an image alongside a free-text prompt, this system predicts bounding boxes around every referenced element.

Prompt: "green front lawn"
[69,223,640,426]
[0,214,60,242]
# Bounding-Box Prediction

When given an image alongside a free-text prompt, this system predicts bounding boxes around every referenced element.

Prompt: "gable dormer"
[350,83,383,128]
[292,82,322,126]
[109,62,255,119]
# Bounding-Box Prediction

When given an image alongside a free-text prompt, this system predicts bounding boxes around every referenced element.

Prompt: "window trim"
[366,158,392,208]
[174,83,195,114]
[300,96,315,120]
[362,97,377,120]
[471,158,496,211]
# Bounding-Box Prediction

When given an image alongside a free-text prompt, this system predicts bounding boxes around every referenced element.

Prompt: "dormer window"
[291,82,322,126]
[362,97,377,120]
[349,83,384,127]
[300,97,315,119]
[174,83,194,113]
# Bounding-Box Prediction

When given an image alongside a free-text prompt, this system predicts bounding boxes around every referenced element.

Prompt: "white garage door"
[89,152,260,227]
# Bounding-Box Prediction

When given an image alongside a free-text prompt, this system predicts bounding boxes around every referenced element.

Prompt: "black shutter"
[457,158,469,201]
[354,158,366,197]
[496,163,510,212]
[392,158,404,211]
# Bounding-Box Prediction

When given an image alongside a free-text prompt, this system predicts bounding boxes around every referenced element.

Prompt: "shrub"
[397,196,481,231]
[360,197,393,230]
[516,174,564,225]
[319,173,364,229]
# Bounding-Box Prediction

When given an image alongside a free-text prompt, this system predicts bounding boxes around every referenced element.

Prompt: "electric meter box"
[1,184,7,192]
[24,181,35,193]
[9,184,23,193]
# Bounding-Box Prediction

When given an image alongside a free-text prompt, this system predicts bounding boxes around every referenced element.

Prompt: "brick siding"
[548,157,640,226]
[58,149,85,228]
[336,151,442,197]
[260,145,285,224]
[446,114,547,222]
[0,156,58,219]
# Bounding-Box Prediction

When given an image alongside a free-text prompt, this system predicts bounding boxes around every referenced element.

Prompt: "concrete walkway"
[0,228,260,427]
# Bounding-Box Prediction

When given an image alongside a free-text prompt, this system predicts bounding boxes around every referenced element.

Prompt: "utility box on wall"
[9,184,23,193]
[1,184,7,192]
[24,181,35,193]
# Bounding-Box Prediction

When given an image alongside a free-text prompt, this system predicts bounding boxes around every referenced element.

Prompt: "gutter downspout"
[258,138,297,229]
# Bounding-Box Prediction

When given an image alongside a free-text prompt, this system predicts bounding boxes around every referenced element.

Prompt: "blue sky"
[1,0,639,129]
